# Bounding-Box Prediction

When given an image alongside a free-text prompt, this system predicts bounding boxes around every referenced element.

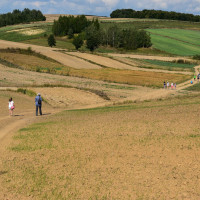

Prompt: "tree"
[73,35,83,50]
[68,28,74,39]
[86,24,101,51]
[48,34,56,47]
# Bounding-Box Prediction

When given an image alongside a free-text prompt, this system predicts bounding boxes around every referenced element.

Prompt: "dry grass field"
[1,93,200,199]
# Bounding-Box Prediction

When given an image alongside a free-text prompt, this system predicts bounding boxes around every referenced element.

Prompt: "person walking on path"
[171,82,173,89]
[164,81,166,89]
[167,81,169,89]
[194,74,196,81]
[198,74,200,82]
[8,97,15,116]
[35,93,42,116]
[174,83,176,89]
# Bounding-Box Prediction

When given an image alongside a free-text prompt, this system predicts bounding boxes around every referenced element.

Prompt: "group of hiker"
[8,93,43,116]
[164,73,200,89]
[191,73,200,84]
[163,81,176,89]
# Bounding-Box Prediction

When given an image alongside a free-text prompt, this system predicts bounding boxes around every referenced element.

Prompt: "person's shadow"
[40,113,52,116]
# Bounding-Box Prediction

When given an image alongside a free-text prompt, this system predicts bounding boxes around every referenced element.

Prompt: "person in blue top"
[35,93,42,116]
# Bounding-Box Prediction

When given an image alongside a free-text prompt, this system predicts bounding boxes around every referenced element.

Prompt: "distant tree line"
[74,24,151,51]
[101,25,152,50]
[0,8,46,27]
[52,15,99,36]
[110,9,200,22]
[51,15,152,51]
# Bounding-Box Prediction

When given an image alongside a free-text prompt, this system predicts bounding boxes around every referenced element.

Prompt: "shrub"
[72,35,83,50]
[193,54,200,60]
[48,34,56,47]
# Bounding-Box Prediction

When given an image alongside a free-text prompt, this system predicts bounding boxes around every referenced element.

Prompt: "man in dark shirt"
[35,93,42,116]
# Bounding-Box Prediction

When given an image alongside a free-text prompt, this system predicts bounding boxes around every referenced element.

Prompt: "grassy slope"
[148,29,200,45]
[0,23,52,42]
[2,94,200,199]
[142,59,196,72]
[147,29,200,56]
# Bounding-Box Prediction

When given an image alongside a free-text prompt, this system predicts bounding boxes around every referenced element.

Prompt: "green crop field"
[148,29,200,46]
[147,29,200,56]
[100,19,200,30]
[0,22,52,42]
[143,59,196,70]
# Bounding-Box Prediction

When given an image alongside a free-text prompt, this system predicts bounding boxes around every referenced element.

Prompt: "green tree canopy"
[48,34,56,47]
[85,24,101,51]
[73,35,84,50]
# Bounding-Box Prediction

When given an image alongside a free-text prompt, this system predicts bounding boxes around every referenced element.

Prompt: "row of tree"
[50,15,152,51]
[110,9,200,22]
[101,25,152,50]
[52,15,99,36]
[71,24,152,51]
[0,8,46,27]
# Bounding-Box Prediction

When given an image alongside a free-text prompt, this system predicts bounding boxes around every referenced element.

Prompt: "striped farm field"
[0,51,191,88]
[147,29,200,56]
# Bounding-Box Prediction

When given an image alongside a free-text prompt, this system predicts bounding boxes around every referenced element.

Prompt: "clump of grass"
[173,59,195,65]
[17,88,37,97]
[193,54,200,60]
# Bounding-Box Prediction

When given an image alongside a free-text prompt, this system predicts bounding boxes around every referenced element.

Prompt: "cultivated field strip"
[0,40,101,69]
[66,52,193,75]
[107,53,192,62]
[67,52,135,70]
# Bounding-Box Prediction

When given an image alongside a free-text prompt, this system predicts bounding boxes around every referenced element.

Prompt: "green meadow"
[148,29,200,56]
[0,23,52,42]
